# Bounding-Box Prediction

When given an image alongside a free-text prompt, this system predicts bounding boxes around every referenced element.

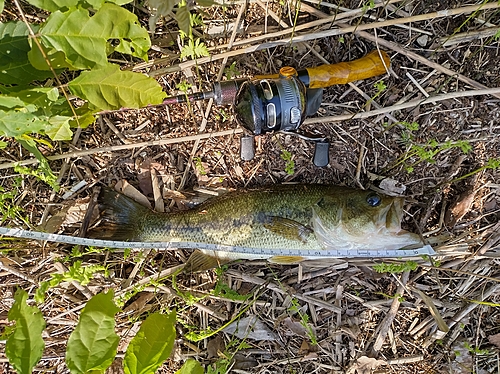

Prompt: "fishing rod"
[163,50,391,166]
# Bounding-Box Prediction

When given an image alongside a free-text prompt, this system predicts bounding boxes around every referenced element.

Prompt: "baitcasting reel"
[163,51,391,166]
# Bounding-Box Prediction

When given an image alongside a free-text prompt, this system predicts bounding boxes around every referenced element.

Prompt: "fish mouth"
[312,196,422,251]
[378,197,405,233]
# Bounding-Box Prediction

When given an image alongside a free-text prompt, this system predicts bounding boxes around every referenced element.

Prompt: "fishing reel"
[163,50,391,167]
[234,67,327,165]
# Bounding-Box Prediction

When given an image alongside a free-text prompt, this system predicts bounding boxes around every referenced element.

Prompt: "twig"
[372,270,410,352]
[350,26,500,99]
[178,1,248,191]
[148,2,500,76]
[303,87,500,124]
[0,128,243,170]
[226,269,342,314]
[0,260,38,284]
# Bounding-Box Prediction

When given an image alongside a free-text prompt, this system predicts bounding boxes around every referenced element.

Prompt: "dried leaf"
[346,356,386,374]
[445,188,477,226]
[379,178,407,195]
[283,317,308,337]
[207,335,225,359]
[223,316,277,341]
[115,180,151,208]
[488,333,500,348]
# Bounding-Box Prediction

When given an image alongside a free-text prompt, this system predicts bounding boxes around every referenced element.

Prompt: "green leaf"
[26,0,133,11]
[46,115,73,140]
[16,138,60,191]
[68,64,165,110]
[66,290,120,374]
[92,3,150,60]
[175,2,191,37]
[36,4,150,70]
[176,359,204,374]
[147,0,179,32]
[0,95,30,110]
[123,312,176,374]
[0,22,53,84]
[0,0,4,14]
[25,0,80,12]
[0,86,59,114]
[180,38,210,60]
[5,289,46,374]
[194,0,215,6]
[0,110,51,138]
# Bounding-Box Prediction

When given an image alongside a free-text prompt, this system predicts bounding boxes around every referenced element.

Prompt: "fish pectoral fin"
[268,255,306,264]
[264,217,312,243]
[184,250,231,272]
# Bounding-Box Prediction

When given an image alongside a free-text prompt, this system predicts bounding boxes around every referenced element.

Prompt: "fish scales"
[94,184,422,268]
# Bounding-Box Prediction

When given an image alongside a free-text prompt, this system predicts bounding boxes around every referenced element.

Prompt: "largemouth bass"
[93,185,422,270]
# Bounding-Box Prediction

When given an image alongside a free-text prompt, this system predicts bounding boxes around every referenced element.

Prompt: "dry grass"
[1,0,500,373]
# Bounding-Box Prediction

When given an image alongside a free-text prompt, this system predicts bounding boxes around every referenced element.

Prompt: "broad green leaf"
[0,110,50,137]
[0,0,4,14]
[175,359,204,374]
[25,0,80,12]
[26,0,133,11]
[123,312,176,374]
[91,4,150,60]
[0,86,59,114]
[68,64,165,110]
[27,43,72,71]
[66,290,120,374]
[5,289,46,374]
[147,0,178,32]
[0,95,30,110]
[194,0,215,6]
[175,2,191,37]
[37,4,150,70]
[47,115,73,140]
[0,22,53,84]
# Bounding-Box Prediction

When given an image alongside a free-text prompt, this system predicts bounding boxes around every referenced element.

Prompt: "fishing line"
[0,226,436,258]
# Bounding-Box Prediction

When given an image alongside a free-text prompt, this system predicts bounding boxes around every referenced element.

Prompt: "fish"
[92,184,422,271]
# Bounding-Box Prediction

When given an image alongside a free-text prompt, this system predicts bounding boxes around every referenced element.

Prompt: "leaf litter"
[1,0,500,373]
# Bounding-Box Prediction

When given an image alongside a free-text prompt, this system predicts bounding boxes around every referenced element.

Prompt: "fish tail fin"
[90,188,151,241]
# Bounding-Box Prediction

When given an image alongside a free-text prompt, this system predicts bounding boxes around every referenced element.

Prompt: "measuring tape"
[0,226,436,258]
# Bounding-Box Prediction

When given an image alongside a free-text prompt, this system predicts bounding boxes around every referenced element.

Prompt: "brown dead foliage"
[1,0,500,373]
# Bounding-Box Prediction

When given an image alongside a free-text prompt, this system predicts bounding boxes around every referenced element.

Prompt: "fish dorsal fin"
[264,217,312,243]
[268,256,306,264]
[184,250,231,272]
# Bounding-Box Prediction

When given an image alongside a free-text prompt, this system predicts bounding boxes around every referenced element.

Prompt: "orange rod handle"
[305,50,390,89]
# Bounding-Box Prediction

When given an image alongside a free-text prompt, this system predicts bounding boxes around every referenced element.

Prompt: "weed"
[289,297,317,345]
[464,341,490,355]
[449,157,500,184]
[0,183,27,224]
[214,266,250,302]
[35,260,108,303]
[373,261,418,274]
[389,138,472,174]
[224,61,240,80]
[193,156,207,175]
[280,150,295,175]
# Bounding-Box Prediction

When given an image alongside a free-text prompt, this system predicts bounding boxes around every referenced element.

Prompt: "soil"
[1,0,500,373]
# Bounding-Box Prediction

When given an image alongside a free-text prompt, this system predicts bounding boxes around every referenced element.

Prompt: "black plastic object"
[305,88,323,116]
[234,75,307,135]
[313,141,329,167]
[240,135,255,161]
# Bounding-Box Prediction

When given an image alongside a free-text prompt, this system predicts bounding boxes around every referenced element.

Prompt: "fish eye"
[366,193,382,207]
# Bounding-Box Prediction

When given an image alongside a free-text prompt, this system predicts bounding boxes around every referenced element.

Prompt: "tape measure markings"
[0,226,436,258]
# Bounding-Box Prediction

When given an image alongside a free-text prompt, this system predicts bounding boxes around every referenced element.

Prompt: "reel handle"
[304,50,390,88]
